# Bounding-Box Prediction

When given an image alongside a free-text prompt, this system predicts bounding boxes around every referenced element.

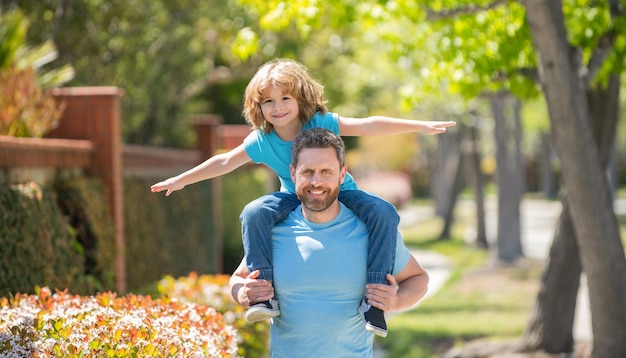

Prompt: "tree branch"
[584,30,615,87]
[584,0,625,86]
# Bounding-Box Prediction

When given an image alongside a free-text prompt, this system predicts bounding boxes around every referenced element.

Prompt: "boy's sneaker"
[359,298,388,337]
[245,299,280,323]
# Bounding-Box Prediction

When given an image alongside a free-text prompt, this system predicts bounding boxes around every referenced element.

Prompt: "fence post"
[192,114,224,274]
[50,87,127,293]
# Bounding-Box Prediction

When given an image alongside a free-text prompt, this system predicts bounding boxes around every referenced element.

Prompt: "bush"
[53,178,116,292]
[0,65,64,137]
[0,286,239,357]
[123,166,269,292]
[157,272,270,358]
[124,178,216,291]
[220,167,273,273]
[0,182,88,297]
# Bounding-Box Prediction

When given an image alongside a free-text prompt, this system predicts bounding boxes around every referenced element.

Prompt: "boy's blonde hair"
[243,58,328,133]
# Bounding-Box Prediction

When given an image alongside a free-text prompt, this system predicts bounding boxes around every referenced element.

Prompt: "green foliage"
[0,9,70,137]
[124,178,216,291]
[9,0,258,146]
[0,8,27,70]
[0,182,88,297]
[0,8,74,87]
[123,166,266,290]
[220,167,272,273]
[53,178,117,292]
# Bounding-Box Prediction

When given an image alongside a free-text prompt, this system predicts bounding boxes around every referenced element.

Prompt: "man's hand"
[235,270,275,308]
[364,274,399,312]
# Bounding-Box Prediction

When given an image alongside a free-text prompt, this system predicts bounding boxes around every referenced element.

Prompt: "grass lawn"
[378,211,544,357]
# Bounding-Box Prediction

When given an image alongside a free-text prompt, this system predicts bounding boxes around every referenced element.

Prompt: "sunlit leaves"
[232,27,259,60]
[239,0,323,36]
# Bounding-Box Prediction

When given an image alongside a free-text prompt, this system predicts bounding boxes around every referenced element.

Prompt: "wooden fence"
[0,87,251,292]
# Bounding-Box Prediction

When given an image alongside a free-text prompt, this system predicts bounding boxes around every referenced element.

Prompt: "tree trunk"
[463,118,488,248]
[523,1,626,355]
[432,129,462,218]
[538,132,558,199]
[522,199,581,352]
[439,135,465,240]
[522,73,620,354]
[490,93,524,263]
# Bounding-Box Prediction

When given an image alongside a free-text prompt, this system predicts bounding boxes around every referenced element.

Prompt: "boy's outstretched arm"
[338,116,456,137]
[151,144,252,196]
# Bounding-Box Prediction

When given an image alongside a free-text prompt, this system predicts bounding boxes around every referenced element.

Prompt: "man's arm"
[365,255,429,312]
[230,258,275,308]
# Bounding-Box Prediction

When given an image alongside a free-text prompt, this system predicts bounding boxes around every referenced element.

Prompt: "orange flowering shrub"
[0,65,65,137]
[0,286,239,357]
[157,273,269,357]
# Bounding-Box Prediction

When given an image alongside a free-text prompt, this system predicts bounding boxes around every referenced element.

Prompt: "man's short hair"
[291,128,346,167]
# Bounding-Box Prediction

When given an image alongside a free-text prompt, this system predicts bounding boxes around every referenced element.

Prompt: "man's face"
[290,147,346,213]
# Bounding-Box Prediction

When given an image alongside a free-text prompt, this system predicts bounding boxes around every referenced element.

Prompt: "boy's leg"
[340,190,399,338]
[240,192,300,322]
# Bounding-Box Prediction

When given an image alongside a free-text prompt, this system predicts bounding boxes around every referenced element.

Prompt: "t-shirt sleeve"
[392,232,412,275]
[305,112,340,134]
[243,131,263,164]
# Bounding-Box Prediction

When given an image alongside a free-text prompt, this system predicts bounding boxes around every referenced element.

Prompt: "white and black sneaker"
[359,298,388,337]
[245,299,280,323]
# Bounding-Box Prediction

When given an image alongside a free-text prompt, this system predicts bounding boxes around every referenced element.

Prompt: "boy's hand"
[150,178,185,196]
[423,120,456,135]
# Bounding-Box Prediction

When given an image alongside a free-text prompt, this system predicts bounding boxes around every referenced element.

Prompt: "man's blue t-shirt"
[270,203,412,357]
[243,112,358,193]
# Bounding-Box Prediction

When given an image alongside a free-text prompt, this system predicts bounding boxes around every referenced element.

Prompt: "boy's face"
[260,85,300,130]
[290,147,346,214]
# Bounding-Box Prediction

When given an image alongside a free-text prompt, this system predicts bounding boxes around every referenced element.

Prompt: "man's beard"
[297,185,340,212]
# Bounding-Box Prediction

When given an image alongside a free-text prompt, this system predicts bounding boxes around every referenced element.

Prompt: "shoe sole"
[365,322,388,338]
[245,308,280,323]
[358,303,388,338]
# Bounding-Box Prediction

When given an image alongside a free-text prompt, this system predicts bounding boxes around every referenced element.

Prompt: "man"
[230,128,429,357]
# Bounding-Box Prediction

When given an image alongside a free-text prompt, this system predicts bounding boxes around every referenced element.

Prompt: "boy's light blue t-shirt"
[243,112,358,193]
[270,203,412,358]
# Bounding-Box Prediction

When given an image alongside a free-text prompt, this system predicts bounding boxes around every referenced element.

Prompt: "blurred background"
[1,1,625,356]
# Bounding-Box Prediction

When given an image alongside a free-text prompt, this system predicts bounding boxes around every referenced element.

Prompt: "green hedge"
[124,177,216,290]
[220,167,274,273]
[0,166,268,297]
[124,167,268,291]
[0,181,88,297]
[53,178,117,292]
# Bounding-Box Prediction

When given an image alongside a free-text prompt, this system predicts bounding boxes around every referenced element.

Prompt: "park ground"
[371,196,613,357]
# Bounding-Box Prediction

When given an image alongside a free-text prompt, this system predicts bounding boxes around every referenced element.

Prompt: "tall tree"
[521,1,626,355]
[523,74,620,353]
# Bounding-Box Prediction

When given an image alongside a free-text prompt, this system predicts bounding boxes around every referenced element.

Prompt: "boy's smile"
[260,85,301,132]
